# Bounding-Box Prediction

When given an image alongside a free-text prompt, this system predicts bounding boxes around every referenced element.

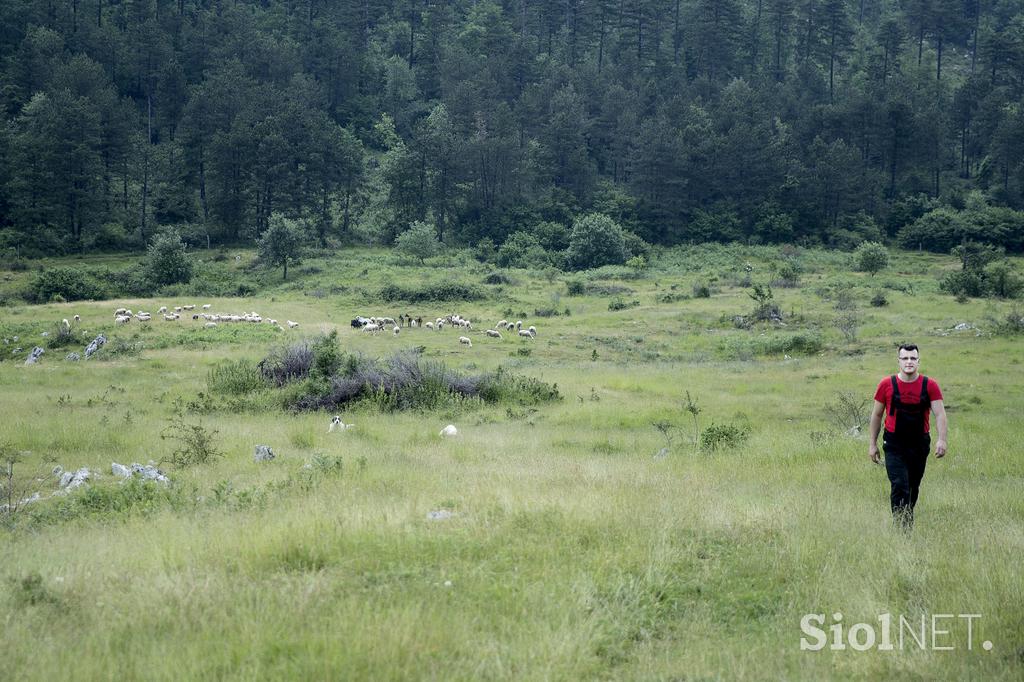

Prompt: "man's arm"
[931,400,948,458]
[868,399,885,463]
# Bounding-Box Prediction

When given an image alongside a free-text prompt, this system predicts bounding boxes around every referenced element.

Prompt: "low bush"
[30,268,108,303]
[483,271,513,285]
[379,281,484,303]
[259,338,315,386]
[700,422,750,452]
[870,291,888,307]
[161,417,223,468]
[207,359,264,395]
[286,350,560,413]
[608,298,640,311]
[566,280,585,296]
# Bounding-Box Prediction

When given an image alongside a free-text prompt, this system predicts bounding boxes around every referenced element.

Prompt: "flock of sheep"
[107,304,299,331]
[353,312,537,348]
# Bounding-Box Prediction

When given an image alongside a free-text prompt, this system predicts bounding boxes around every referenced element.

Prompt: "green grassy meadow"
[1,245,1022,680]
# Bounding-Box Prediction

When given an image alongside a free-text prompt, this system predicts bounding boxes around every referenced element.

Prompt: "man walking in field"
[868,344,948,530]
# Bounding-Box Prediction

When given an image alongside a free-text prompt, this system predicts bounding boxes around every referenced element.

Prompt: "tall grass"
[0,245,1021,681]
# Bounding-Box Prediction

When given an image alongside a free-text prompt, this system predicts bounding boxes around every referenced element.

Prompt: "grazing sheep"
[497,320,508,329]
[528,325,537,336]
[61,319,70,330]
[516,320,523,330]
[439,424,458,437]
[425,322,434,330]
[157,306,167,314]
[73,315,80,322]
[458,336,472,347]
[174,306,182,313]
[505,321,516,331]
[163,314,179,321]
[114,308,128,316]
[485,329,502,339]
[362,323,381,334]
[183,305,195,311]
[287,320,299,329]
[518,329,534,339]
[204,322,218,328]
[115,315,131,325]
[202,304,211,310]
[329,416,354,433]
[393,326,400,335]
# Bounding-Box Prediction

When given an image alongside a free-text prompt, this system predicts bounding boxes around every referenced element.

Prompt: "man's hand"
[869,442,880,464]
[935,439,947,458]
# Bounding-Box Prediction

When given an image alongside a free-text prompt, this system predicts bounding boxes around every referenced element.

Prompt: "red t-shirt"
[874,375,943,434]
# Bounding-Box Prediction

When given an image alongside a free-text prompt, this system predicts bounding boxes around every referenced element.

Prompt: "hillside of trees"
[2,0,1024,258]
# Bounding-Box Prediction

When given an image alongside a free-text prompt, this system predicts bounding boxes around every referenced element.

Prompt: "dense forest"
[2,0,1024,258]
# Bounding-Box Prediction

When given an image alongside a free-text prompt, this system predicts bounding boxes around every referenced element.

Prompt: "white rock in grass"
[24,347,44,364]
[130,463,170,484]
[254,445,276,462]
[111,462,132,479]
[427,510,456,521]
[439,424,458,437]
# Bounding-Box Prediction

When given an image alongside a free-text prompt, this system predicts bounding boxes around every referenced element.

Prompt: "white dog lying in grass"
[328,416,354,433]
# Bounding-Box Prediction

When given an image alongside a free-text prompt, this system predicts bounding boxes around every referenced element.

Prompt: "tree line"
[1,0,1023,259]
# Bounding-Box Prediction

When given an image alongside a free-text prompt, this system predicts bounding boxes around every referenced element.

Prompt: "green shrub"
[853,241,890,276]
[566,280,585,296]
[379,281,484,303]
[395,220,442,263]
[160,417,223,468]
[700,422,750,452]
[565,213,627,270]
[497,231,550,268]
[31,268,108,303]
[692,281,711,298]
[608,298,640,311]
[207,359,264,395]
[870,291,889,307]
[144,229,193,286]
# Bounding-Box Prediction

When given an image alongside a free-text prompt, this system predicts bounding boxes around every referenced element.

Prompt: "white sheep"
[115,315,131,325]
[518,329,534,339]
[287,320,299,329]
[458,336,472,347]
[393,326,400,335]
[114,307,128,316]
[72,315,80,322]
[516,320,523,330]
[497,319,508,329]
[362,323,381,334]
[204,322,218,328]
[163,314,178,321]
[157,306,167,314]
[202,304,211,310]
[528,325,537,336]
[61,319,70,330]
[425,322,434,330]
[439,424,458,437]
[329,416,354,433]
[485,329,502,339]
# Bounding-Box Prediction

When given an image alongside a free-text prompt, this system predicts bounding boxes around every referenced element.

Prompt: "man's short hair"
[898,343,919,355]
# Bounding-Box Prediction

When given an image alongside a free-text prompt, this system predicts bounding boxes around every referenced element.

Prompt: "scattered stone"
[25,347,44,365]
[254,445,275,462]
[439,424,458,437]
[65,352,80,361]
[84,334,107,359]
[427,510,456,521]
[130,462,170,485]
[111,462,132,479]
[57,467,91,493]
[954,322,976,331]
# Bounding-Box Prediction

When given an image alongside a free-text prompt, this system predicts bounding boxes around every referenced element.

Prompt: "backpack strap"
[889,375,899,416]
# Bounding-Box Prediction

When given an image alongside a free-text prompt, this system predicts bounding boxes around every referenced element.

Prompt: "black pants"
[883,433,931,529]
